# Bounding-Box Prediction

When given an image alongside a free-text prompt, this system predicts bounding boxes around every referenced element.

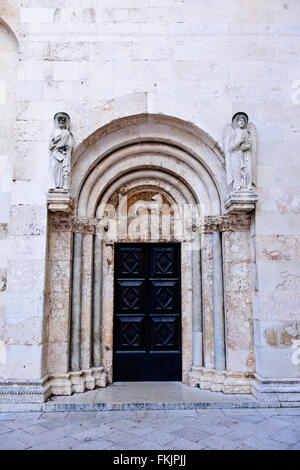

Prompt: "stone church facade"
[0,0,299,404]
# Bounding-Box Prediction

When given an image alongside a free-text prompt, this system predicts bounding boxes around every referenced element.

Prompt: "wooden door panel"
[113,243,181,381]
[115,316,146,350]
[116,280,146,313]
[150,316,179,350]
[116,246,145,277]
[150,281,179,314]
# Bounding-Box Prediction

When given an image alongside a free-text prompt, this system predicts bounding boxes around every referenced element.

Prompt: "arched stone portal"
[45,114,255,396]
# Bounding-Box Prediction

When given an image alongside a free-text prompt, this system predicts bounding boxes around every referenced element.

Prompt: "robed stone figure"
[49,112,74,191]
[223,112,257,191]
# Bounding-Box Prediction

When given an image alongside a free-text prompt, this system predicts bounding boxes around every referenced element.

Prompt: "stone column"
[71,232,83,371]
[80,233,93,370]
[192,246,202,367]
[212,231,226,370]
[93,228,103,367]
[202,232,214,369]
[189,215,254,392]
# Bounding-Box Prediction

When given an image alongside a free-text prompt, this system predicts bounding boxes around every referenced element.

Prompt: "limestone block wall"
[0,20,18,378]
[0,0,299,386]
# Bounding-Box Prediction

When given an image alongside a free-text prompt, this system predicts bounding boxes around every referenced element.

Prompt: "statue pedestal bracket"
[47,189,74,213]
[225,189,258,214]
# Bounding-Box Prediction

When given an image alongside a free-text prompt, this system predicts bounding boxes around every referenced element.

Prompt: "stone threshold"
[44,400,274,412]
[0,382,299,413]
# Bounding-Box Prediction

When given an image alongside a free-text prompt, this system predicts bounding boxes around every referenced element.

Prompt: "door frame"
[99,240,193,384]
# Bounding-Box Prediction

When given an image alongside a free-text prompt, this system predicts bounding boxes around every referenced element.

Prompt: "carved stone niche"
[223,112,258,214]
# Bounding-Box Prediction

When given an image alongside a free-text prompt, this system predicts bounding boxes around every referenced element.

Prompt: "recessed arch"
[95,170,196,220]
[67,113,226,384]
[72,114,226,217]
[80,145,213,217]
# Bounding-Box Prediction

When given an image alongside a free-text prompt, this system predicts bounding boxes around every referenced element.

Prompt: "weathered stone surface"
[263,323,300,349]
[202,233,214,369]
[223,230,255,375]
[0,0,299,404]
[0,405,298,450]
[257,235,300,261]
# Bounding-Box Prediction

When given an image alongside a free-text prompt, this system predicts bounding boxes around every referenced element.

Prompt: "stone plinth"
[0,378,51,403]
[48,367,108,396]
[47,190,74,213]
[225,190,258,214]
[252,374,300,403]
[188,367,253,394]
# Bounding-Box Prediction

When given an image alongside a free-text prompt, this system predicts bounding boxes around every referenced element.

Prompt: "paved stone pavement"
[0,408,299,450]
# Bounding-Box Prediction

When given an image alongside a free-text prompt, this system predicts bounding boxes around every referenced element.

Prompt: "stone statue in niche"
[223,112,257,191]
[49,112,74,191]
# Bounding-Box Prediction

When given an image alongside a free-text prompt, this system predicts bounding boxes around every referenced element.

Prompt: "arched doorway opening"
[45,114,255,396]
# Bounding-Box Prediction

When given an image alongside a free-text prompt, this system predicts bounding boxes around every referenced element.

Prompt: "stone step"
[43,400,278,412]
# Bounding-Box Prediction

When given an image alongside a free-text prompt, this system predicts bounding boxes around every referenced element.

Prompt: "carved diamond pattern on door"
[151,281,177,313]
[157,322,173,345]
[117,280,144,312]
[121,250,141,275]
[114,243,181,381]
[157,252,172,272]
[155,286,174,310]
[122,287,139,308]
[122,286,139,310]
[152,247,177,277]
[121,319,143,348]
[151,317,177,348]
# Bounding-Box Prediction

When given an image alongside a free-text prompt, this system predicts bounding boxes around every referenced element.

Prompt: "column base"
[188,367,253,394]
[48,367,108,397]
[0,369,108,403]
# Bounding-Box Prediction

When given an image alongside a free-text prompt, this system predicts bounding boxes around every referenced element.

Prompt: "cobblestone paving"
[0,408,299,450]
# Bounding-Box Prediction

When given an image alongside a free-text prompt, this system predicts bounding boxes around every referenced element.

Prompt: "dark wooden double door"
[113,243,182,381]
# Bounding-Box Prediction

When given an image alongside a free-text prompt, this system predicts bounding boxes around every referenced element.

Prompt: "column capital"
[204,214,251,233]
